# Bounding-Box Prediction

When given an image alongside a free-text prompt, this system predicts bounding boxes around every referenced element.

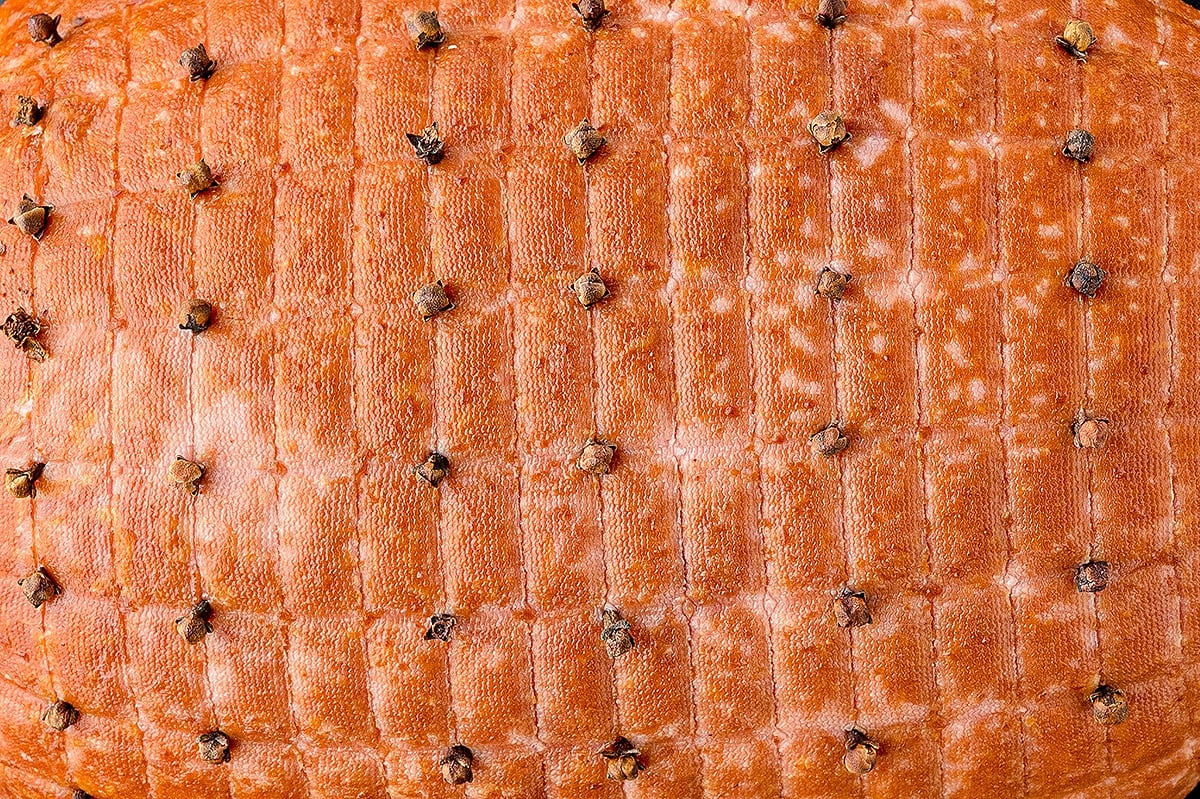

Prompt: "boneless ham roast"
[0,0,1199,793]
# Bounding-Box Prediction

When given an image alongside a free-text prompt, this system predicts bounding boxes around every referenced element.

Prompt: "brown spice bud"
[598,737,642,781]
[572,267,610,308]
[810,421,848,458]
[198,730,232,763]
[406,122,445,165]
[175,600,214,643]
[577,439,616,475]
[14,95,42,127]
[564,118,605,163]
[6,462,44,498]
[833,586,871,628]
[408,11,445,49]
[1089,684,1128,726]
[177,159,218,199]
[179,43,217,81]
[3,307,48,362]
[169,456,204,495]
[1074,560,1110,593]
[842,727,878,775]
[72,791,94,799]
[28,14,62,46]
[809,111,850,154]
[41,700,79,731]
[815,0,848,28]
[424,613,457,641]
[1062,128,1095,163]
[414,452,450,487]
[18,566,59,608]
[8,195,52,240]
[1071,411,1110,449]
[1056,19,1096,61]
[600,605,635,658]
[439,744,474,785]
[1065,259,1105,297]
[814,267,851,300]
[573,0,609,30]
[180,299,213,334]
[413,280,454,320]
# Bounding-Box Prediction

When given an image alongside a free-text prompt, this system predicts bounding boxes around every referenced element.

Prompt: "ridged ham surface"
[0,0,1197,795]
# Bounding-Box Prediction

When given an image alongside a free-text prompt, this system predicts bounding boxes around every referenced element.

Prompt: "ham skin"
[0,0,1198,796]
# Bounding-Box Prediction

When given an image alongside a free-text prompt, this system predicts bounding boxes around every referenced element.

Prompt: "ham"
[0,0,1197,795]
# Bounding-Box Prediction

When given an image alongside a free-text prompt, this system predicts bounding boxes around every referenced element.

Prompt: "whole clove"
[13,95,42,127]
[1071,411,1110,449]
[439,744,473,785]
[814,267,851,300]
[573,0,609,30]
[1057,19,1096,61]
[8,195,52,240]
[1065,259,1105,297]
[1089,684,1128,726]
[809,111,850,154]
[179,44,217,81]
[842,727,878,775]
[18,566,59,608]
[1074,560,1110,593]
[179,299,213,334]
[3,307,48,362]
[407,123,445,165]
[6,462,44,498]
[810,421,849,457]
[175,600,214,643]
[424,613,457,641]
[198,731,232,763]
[177,159,218,199]
[1062,128,1095,163]
[572,267,610,307]
[564,119,605,163]
[833,586,871,628]
[413,280,454,320]
[577,439,616,475]
[816,0,848,28]
[41,700,79,731]
[169,456,205,495]
[598,737,642,781]
[600,605,635,658]
[408,11,445,49]
[415,452,450,487]
[27,13,62,46]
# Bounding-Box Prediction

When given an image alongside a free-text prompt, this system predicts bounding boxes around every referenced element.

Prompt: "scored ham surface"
[0,0,1198,795]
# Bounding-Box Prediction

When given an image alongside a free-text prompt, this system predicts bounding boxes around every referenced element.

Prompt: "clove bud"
[175,600,214,643]
[179,299,213,334]
[814,267,851,300]
[3,308,48,362]
[571,267,610,307]
[1074,560,1110,593]
[8,195,52,240]
[413,280,453,320]
[577,439,616,475]
[408,11,445,49]
[198,730,231,763]
[27,13,62,46]
[572,0,609,30]
[406,123,445,165]
[564,119,605,163]
[1089,684,1128,726]
[809,111,850,154]
[424,613,457,641]
[18,566,59,608]
[41,700,79,731]
[169,456,204,495]
[177,159,218,199]
[179,44,217,81]
[598,736,642,781]
[13,95,42,127]
[1065,259,1105,297]
[1062,128,1095,163]
[842,727,878,775]
[6,462,44,498]
[600,605,635,658]
[833,586,871,628]
[414,452,450,487]
[1071,411,1110,449]
[1056,19,1096,61]
[815,0,847,28]
[810,421,848,457]
[439,744,473,785]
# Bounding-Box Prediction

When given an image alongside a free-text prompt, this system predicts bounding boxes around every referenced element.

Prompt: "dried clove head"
[177,159,218,199]
[414,452,450,487]
[572,0,609,30]
[1074,560,1110,593]
[842,727,878,775]
[598,736,642,781]
[577,439,616,475]
[1062,128,1095,163]
[169,456,205,495]
[815,0,848,28]
[5,462,44,498]
[1065,259,1105,297]
[13,95,42,127]
[175,600,214,643]
[8,195,52,240]
[3,307,48,362]
[564,119,605,163]
[424,613,457,641]
[600,605,635,659]
[406,122,445,165]
[198,731,232,763]
[1056,19,1096,61]
[179,44,217,81]
[413,280,454,320]
[1071,411,1110,449]
[814,267,851,300]
[27,14,62,46]
[810,421,849,457]
[833,586,871,628]
[572,267,610,308]
[808,111,850,154]
[439,744,474,785]
[179,299,213,334]
[408,11,445,49]
[41,700,79,731]
[18,566,59,608]
[1089,684,1128,726]
[72,791,94,799]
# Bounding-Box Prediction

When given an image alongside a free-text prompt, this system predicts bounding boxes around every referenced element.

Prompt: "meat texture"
[0,0,1196,795]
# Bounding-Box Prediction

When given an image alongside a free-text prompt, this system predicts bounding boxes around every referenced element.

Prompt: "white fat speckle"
[1103,23,1133,48]
[879,99,909,126]
[852,134,890,170]
[269,307,282,324]
[866,237,893,259]
[1038,223,1064,239]
[969,378,987,402]
[14,398,32,417]
[711,295,733,314]
[764,21,795,41]
[670,162,694,181]
[944,340,967,367]
[870,333,888,354]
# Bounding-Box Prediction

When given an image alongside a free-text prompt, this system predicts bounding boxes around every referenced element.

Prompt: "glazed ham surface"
[0,0,1198,795]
